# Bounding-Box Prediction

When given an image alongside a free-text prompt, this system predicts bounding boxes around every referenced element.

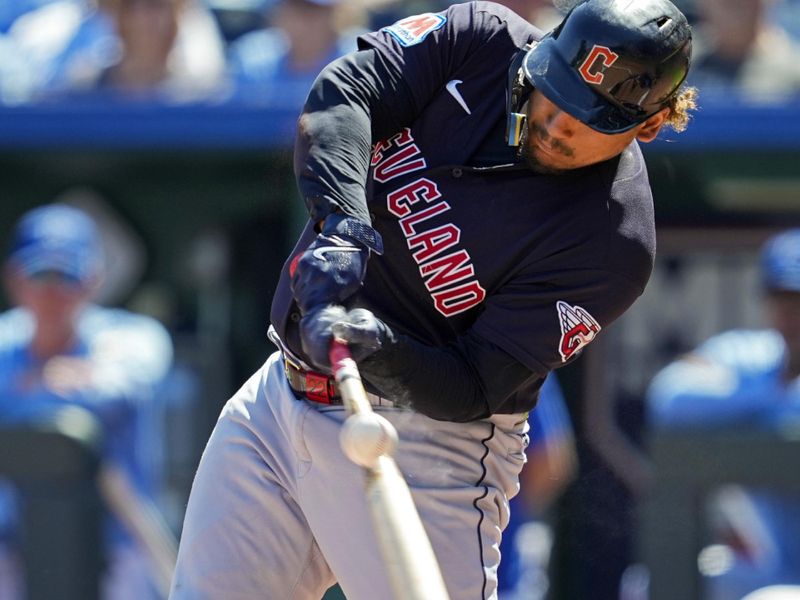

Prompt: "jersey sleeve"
[356,3,502,127]
[472,267,644,378]
[295,3,519,223]
[358,266,646,419]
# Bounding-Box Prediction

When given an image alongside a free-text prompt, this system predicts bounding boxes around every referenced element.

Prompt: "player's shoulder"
[465,1,542,44]
[697,328,786,371]
[0,307,34,352]
[613,142,648,186]
[594,142,655,289]
[80,303,162,328]
[611,142,655,220]
[80,305,174,381]
[470,1,533,25]
[376,1,538,49]
[79,305,173,352]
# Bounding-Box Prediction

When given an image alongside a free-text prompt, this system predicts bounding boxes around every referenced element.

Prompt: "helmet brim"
[523,39,645,134]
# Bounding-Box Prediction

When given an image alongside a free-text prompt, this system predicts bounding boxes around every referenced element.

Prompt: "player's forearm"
[294,49,410,225]
[357,329,535,422]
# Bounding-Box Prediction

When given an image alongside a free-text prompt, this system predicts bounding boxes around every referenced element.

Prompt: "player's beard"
[517,121,572,176]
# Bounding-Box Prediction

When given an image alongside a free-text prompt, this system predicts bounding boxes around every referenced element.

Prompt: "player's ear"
[634,108,669,143]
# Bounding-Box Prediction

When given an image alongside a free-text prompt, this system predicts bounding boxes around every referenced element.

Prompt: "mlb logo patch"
[383,13,447,47]
[556,300,601,362]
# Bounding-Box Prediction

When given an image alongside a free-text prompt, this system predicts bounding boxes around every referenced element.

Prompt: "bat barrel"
[368,457,451,600]
[329,338,451,600]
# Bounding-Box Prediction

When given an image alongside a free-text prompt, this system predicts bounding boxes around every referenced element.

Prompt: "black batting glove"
[299,305,348,371]
[291,213,383,315]
[299,306,389,372]
[332,308,389,359]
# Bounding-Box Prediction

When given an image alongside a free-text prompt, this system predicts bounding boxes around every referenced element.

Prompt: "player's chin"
[520,145,571,175]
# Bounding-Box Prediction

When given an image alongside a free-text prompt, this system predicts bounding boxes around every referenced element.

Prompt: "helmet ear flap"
[506,43,536,146]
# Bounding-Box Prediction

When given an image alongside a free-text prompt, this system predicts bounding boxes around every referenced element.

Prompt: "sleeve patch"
[382,13,447,47]
[557,301,601,362]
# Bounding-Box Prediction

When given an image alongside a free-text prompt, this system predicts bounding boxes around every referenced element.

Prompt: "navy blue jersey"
[271,2,655,416]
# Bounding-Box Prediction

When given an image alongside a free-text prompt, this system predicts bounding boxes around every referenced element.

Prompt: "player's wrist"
[291,239,369,313]
[321,213,384,255]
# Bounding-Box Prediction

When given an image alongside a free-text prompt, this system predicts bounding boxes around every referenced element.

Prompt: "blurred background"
[1,0,800,598]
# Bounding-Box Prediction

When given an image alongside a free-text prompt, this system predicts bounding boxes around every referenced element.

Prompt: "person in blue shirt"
[647,229,800,600]
[227,0,358,108]
[4,0,225,103]
[0,203,174,600]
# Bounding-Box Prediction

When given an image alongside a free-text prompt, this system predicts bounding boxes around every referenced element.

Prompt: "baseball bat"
[329,339,450,600]
[97,465,178,599]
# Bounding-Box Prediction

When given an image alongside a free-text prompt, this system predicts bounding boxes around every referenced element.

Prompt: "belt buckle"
[305,372,333,404]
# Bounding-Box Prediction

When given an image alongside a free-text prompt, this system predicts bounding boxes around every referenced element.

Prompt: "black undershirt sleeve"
[293,48,416,224]
[357,329,538,422]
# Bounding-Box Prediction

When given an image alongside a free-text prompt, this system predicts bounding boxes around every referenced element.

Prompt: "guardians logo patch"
[557,301,601,362]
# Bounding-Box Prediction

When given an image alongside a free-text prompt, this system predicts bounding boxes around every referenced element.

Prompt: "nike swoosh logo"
[446,79,471,115]
[311,246,361,261]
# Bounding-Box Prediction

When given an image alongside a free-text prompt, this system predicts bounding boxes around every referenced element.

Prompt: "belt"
[284,359,395,407]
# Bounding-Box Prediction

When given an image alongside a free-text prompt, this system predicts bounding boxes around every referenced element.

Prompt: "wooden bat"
[97,465,178,599]
[329,339,450,600]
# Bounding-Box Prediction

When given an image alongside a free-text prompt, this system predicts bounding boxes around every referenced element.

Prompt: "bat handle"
[329,338,374,416]
[329,337,352,374]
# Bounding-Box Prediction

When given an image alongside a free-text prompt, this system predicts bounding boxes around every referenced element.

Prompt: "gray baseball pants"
[170,351,528,600]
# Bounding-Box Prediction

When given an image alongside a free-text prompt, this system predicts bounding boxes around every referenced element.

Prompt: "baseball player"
[171,1,696,598]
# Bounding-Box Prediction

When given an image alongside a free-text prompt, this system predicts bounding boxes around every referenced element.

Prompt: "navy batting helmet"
[761,229,800,293]
[507,0,692,139]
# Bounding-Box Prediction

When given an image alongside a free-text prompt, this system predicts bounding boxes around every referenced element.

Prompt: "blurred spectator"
[398,0,566,30]
[498,373,577,600]
[0,204,175,599]
[0,0,57,32]
[226,0,361,107]
[94,0,226,99]
[3,0,226,103]
[688,0,800,101]
[647,229,800,599]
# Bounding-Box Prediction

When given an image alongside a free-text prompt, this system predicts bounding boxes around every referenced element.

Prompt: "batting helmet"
[760,229,800,293]
[508,0,692,138]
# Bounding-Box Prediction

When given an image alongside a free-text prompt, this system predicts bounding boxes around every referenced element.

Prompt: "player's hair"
[663,85,698,133]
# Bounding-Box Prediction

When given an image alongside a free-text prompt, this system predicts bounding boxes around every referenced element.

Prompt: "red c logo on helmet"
[578,45,619,85]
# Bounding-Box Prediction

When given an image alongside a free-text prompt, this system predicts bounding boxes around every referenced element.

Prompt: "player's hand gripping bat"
[329,339,450,600]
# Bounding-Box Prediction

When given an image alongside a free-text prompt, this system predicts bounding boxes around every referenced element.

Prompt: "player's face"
[520,90,666,174]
